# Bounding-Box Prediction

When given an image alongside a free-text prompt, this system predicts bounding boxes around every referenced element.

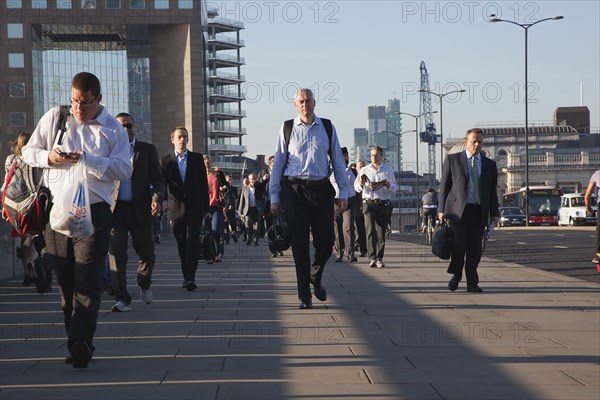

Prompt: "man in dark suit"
[161,126,209,291]
[109,113,164,312]
[438,128,500,293]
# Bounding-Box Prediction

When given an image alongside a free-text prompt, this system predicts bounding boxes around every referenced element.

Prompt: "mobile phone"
[59,151,78,159]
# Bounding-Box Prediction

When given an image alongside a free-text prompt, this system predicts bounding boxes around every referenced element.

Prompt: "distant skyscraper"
[352,128,368,161]
[368,106,386,140]
[387,98,403,170]
[352,100,404,173]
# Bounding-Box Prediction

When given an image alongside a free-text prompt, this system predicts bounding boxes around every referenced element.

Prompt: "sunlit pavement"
[1,235,598,400]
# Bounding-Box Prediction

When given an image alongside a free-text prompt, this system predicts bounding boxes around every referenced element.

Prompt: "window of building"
[130,0,144,9]
[154,0,168,9]
[31,0,47,8]
[8,53,25,68]
[10,112,26,128]
[7,23,23,38]
[9,82,26,98]
[6,1,22,8]
[57,0,72,8]
[178,0,193,8]
[81,0,96,9]
[106,0,120,9]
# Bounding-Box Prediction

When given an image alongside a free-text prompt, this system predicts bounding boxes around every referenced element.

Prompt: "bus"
[502,186,563,225]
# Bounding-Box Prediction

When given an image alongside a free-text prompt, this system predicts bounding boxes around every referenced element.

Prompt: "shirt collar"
[465,150,480,161]
[175,150,187,159]
[294,115,321,127]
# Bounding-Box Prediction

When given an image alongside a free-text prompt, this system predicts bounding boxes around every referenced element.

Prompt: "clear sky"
[211,0,600,166]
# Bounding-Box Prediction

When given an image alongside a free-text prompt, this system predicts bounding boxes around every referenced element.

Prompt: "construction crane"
[419,61,439,187]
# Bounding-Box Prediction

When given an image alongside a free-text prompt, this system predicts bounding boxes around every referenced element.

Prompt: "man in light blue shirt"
[270,88,347,309]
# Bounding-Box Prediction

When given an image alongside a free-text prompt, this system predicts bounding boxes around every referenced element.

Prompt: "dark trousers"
[355,214,367,254]
[224,207,237,241]
[245,207,261,244]
[172,213,201,283]
[334,196,357,258]
[281,180,335,302]
[363,201,391,261]
[44,202,111,349]
[109,200,155,304]
[448,204,484,285]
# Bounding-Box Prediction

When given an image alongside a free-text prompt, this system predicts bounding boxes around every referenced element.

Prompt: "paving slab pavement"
[0,236,598,400]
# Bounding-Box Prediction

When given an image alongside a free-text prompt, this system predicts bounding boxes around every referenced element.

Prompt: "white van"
[557,193,597,226]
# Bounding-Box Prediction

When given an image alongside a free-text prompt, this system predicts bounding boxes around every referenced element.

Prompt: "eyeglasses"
[122,123,134,129]
[71,98,97,107]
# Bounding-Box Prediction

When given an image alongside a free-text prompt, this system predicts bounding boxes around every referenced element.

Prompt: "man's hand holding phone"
[49,148,81,165]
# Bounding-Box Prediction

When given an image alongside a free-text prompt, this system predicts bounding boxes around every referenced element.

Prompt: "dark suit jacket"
[112,140,164,226]
[161,151,209,222]
[439,151,500,227]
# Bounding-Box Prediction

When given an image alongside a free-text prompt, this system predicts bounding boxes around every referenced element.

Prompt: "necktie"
[471,156,480,204]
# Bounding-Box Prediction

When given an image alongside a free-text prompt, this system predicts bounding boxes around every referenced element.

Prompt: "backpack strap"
[282,118,333,171]
[54,105,70,146]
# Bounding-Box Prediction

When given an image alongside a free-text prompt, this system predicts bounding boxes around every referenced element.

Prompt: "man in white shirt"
[22,72,132,369]
[331,147,358,262]
[354,146,398,268]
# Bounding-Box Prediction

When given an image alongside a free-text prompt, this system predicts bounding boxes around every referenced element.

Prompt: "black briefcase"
[198,217,216,261]
[431,220,453,260]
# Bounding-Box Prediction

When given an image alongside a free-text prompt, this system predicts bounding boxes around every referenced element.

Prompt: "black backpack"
[282,118,333,169]
[1,106,69,236]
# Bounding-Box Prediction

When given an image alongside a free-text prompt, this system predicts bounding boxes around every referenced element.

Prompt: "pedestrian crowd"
[1,75,508,369]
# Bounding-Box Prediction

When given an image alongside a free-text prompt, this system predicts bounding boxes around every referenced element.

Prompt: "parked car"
[557,193,597,226]
[498,207,526,227]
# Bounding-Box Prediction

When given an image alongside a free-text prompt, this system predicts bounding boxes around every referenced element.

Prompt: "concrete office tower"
[206,6,247,180]
[1,0,212,164]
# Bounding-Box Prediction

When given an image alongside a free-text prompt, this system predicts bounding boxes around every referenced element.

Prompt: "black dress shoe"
[65,345,95,365]
[68,340,93,369]
[335,256,343,262]
[448,277,460,291]
[347,256,358,262]
[313,284,327,302]
[467,284,483,293]
[186,281,197,291]
[181,280,188,288]
[299,301,313,309]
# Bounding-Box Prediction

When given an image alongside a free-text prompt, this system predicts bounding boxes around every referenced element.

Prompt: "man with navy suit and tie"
[438,128,500,293]
[109,113,164,312]
[161,127,209,291]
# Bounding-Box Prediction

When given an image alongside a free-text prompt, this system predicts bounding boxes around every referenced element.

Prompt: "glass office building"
[1,0,215,161]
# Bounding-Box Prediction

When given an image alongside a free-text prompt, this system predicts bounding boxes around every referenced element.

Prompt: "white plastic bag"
[49,159,93,238]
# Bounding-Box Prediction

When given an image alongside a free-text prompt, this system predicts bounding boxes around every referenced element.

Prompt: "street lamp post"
[379,129,416,232]
[417,88,465,177]
[489,14,563,226]
[396,111,437,229]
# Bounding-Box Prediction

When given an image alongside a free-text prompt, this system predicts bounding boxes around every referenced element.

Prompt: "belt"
[286,177,329,187]
[364,199,389,206]
[116,199,133,205]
